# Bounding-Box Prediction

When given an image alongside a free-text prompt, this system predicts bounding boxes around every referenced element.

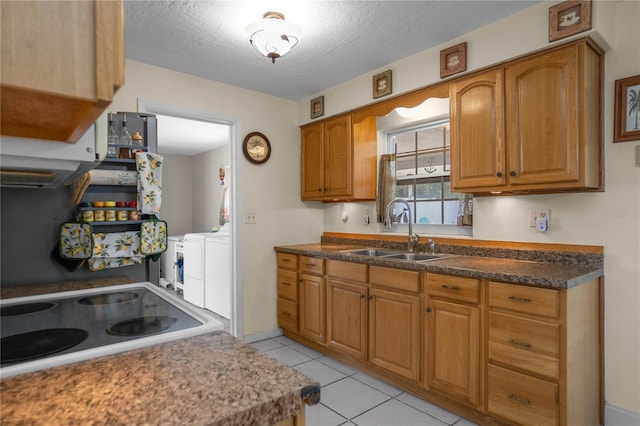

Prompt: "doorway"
[137,99,243,338]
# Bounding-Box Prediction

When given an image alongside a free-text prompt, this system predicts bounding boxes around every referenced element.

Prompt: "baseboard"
[242,327,283,343]
[605,402,640,425]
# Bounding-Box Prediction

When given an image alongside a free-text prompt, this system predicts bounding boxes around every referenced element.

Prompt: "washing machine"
[183,226,230,318]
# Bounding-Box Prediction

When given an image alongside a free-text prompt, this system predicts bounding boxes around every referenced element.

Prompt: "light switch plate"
[244,212,256,224]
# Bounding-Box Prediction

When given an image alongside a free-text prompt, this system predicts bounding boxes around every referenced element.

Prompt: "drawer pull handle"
[282,282,291,286]
[306,263,316,267]
[508,295,532,303]
[282,259,290,262]
[508,339,531,348]
[441,285,460,290]
[508,394,530,405]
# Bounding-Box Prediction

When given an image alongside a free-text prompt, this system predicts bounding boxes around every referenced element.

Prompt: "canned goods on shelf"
[81,210,94,222]
[105,201,117,221]
[117,210,128,221]
[93,201,106,222]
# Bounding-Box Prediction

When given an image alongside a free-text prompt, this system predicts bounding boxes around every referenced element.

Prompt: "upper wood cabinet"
[301,114,377,201]
[450,38,603,194]
[0,0,125,142]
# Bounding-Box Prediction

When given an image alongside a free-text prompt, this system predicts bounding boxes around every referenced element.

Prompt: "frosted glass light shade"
[246,12,301,63]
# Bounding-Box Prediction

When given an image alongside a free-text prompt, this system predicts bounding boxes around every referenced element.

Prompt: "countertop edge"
[274,244,604,289]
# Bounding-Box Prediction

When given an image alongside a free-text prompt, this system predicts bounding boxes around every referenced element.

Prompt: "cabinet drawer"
[277,253,298,270]
[326,260,367,282]
[299,256,325,275]
[426,273,480,304]
[277,269,298,301]
[369,266,419,293]
[277,297,298,332]
[489,312,560,379]
[488,364,558,426]
[489,281,560,318]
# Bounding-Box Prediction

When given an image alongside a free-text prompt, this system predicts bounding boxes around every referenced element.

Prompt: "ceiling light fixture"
[246,11,301,64]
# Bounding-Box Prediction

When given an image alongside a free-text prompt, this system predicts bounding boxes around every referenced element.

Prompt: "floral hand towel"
[88,231,144,271]
[136,152,163,214]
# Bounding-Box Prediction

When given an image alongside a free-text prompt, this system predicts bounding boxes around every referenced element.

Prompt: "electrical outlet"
[244,212,257,224]
[529,209,550,228]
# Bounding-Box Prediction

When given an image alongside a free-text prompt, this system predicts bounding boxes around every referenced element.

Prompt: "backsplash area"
[0,187,149,286]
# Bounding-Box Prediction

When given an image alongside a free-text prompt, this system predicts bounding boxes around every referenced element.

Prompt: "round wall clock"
[242,132,271,164]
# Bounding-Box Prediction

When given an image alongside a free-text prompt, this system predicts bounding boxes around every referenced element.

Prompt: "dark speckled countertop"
[275,242,603,289]
[0,279,320,426]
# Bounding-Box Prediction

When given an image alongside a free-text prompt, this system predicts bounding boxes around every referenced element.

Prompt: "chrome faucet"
[384,198,419,252]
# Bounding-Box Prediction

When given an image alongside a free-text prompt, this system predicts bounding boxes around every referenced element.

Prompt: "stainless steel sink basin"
[341,248,400,257]
[341,248,455,262]
[383,252,454,262]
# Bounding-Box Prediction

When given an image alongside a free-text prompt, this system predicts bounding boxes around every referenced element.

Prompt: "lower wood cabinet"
[326,279,367,359]
[368,287,420,381]
[424,298,480,407]
[424,273,480,408]
[487,280,601,426]
[369,266,420,382]
[275,253,602,426]
[299,272,325,343]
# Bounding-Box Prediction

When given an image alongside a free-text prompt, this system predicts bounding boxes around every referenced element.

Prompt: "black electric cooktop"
[0,285,208,372]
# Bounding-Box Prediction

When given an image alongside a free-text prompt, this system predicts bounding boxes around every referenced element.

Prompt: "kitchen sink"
[341,248,455,262]
[341,248,400,257]
[383,252,455,262]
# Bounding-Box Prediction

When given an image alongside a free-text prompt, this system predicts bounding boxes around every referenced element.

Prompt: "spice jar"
[93,201,106,222]
[128,201,139,221]
[105,201,117,221]
[80,202,93,222]
[116,201,128,221]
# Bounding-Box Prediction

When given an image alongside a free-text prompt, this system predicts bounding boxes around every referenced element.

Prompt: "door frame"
[137,98,244,338]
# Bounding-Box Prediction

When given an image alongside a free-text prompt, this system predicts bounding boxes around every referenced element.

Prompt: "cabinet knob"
[425,307,432,313]
[368,295,373,300]
[360,294,365,299]
[509,171,516,177]
[496,172,502,177]
[318,188,322,192]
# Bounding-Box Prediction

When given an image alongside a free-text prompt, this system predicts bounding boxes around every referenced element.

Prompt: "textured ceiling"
[124,0,540,102]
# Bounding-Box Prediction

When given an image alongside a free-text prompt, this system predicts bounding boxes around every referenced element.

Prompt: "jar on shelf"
[132,131,144,148]
[93,201,106,222]
[116,201,128,221]
[79,202,93,222]
[128,201,139,221]
[105,201,117,222]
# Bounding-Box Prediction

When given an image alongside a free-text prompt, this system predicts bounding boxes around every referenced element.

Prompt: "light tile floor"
[251,336,479,426]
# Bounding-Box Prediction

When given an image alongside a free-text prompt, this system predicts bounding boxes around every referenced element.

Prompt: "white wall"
[192,145,230,233]
[160,154,193,236]
[300,0,640,417]
[109,61,324,338]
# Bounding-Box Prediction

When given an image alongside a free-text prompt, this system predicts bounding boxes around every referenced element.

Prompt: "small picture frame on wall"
[440,42,467,79]
[310,96,324,119]
[548,0,592,42]
[614,75,640,143]
[372,70,392,99]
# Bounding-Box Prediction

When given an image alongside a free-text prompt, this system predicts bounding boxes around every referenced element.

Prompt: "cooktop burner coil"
[1,328,89,365]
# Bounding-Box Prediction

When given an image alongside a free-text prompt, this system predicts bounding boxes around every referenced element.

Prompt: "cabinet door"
[505,46,580,186]
[326,279,367,359]
[1,0,124,142]
[299,273,325,343]
[450,69,506,190]
[425,299,479,407]
[324,115,353,198]
[301,123,325,200]
[368,288,420,381]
